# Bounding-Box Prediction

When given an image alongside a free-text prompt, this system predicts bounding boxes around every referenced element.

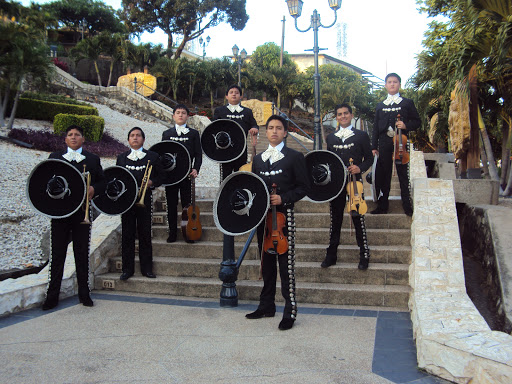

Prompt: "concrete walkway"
[0,292,448,384]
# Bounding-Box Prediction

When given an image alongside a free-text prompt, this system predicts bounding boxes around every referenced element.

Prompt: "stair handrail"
[133,77,178,107]
[272,103,312,153]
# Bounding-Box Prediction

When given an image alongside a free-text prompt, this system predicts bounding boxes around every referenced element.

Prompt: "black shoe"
[245,309,275,319]
[370,207,388,214]
[166,235,176,243]
[79,295,94,307]
[42,299,58,311]
[278,318,295,330]
[120,272,133,281]
[321,258,336,268]
[358,255,370,270]
[142,272,156,278]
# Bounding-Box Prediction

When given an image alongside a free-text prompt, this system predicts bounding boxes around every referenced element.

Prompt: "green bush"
[54,113,105,142]
[21,92,89,106]
[16,98,98,121]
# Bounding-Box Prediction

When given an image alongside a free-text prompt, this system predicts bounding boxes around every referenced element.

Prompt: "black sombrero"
[365,154,378,202]
[305,150,348,203]
[26,159,86,219]
[92,166,138,216]
[213,171,269,236]
[149,141,191,186]
[201,119,247,163]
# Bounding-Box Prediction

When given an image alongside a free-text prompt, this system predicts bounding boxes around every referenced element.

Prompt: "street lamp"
[198,35,211,60]
[286,0,342,150]
[232,44,247,87]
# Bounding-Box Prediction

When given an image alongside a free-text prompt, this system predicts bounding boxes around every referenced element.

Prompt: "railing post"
[134,77,137,94]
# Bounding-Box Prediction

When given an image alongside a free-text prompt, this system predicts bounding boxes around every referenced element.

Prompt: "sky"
[21,0,433,84]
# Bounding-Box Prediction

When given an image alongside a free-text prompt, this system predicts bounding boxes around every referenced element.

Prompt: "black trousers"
[375,140,412,211]
[121,193,153,275]
[256,208,297,320]
[47,210,91,303]
[165,178,192,239]
[326,188,370,261]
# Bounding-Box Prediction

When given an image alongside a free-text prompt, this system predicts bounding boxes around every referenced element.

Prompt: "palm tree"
[199,59,227,113]
[97,32,128,87]
[70,35,103,86]
[151,56,187,101]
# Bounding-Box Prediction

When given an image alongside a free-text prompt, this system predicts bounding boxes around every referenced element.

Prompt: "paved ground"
[0,292,449,384]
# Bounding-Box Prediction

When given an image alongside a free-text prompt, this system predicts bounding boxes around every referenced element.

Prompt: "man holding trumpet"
[43,125,105,310]
[116,127,162,280]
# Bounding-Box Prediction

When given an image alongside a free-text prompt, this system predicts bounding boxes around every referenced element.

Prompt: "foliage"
[120,0,249,58]
[15,98,98,121]
[20,92,89,106]
[199,58,230,111]
[52,57,68,72]
[8,128,128,157]
[151,56,187,101]
[70,34,104,86]
[54,113,105,142]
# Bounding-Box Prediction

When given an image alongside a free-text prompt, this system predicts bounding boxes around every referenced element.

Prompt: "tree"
[199,58,228,112]
[70,35,104,86]
[0,20,53,129]
[121,0,249,58]
[125,42,165,73]
[97,32,128,87]
[151,56,187,101]
[43,0,125,41]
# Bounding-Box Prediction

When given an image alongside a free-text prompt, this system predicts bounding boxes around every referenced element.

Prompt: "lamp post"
[198,35,211,60]
[286,0,342,150]
[232,44,247,87]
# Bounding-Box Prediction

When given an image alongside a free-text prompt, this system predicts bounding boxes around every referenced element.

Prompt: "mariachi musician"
[246,115,310,331]
[161,104,202,243]
[43,125,105,310]
[212,84,259,180]
[321,104,373,270]
[371,73,420,216]
[116,127,162,280]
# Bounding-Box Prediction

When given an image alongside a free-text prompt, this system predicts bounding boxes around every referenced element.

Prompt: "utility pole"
[280,16,286,67]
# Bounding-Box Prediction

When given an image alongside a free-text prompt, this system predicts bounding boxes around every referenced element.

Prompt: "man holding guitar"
[246,115,310,331]
[162,104,202,243]
[321,104,373,270]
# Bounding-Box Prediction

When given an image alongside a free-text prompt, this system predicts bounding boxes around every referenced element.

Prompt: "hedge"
[54,113,105,142]
[21,92,90,106]
[15,98,98,121]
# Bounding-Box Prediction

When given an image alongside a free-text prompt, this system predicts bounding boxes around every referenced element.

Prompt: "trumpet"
[136,160,153,208]
[81,165,91,224]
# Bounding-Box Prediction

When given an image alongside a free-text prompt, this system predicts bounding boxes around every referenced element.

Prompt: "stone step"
[151,226,411,246]
[108,257,409,285]
[154,197,408,214]
[149,241,411,264]
[154,212,412,230]
[94,274,410,308]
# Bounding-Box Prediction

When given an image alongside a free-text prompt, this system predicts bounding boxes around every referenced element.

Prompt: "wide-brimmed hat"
[26,159,86,218]
[201,119,247,163]
[305,150,347,203]
[213,171,269,236]
[149,140,191,186]
[92,166,138,215]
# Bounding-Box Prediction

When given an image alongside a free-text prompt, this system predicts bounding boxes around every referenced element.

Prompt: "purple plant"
[8,129,129,157]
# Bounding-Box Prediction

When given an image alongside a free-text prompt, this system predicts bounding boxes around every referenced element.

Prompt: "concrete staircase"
[95,196,411,308]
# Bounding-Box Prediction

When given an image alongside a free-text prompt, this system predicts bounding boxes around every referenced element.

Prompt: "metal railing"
[133,77,178,107]
[271,103,312,153]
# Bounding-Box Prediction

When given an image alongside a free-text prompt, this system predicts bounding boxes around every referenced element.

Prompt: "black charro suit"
[212,104,258,179]
[251,145,310,320]
[116,149,162,276]
[161,125,202,241]
[372,96,420,213]
[325,127,373,266]
[46,149,105,306]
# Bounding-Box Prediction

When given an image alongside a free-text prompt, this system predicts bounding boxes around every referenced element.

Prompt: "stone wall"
[409,150,512,383]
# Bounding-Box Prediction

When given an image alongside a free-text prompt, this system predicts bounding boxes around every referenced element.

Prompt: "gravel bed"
[0,103,220,272]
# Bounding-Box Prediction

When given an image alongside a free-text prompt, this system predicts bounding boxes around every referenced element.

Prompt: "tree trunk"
[210,90,214,115]
[166,33,174,58]
[467,65,481,176]
[478,108,500,183]
[94,60,102,87]
[503,162,512,196]
[0,84,9,127]
[6,82,22,131]
[501,119,511,189]
[107,61,114,87]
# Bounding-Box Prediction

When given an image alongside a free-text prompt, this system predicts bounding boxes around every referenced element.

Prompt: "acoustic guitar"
[181,176,202,243]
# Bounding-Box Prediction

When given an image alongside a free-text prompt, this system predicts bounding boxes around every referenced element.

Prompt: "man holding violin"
[246,115,310,331]
[321,104,373,270]
[371,73,420,216]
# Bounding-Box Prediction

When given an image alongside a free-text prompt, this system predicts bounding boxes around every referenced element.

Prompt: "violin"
[263,183,288,255]
[346,158,368,216]
[393,114,410,165]
[181,176,202,243]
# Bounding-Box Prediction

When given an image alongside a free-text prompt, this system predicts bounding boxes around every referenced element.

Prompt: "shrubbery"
[54,113,105,142]
[15,98,98,121]
[21,92,90,106]
[8,129,128,157]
